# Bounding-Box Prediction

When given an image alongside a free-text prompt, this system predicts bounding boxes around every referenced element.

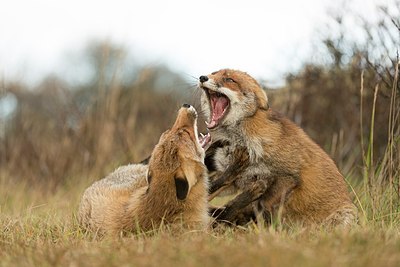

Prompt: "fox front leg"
[208,147,249,200]
[209,205,255,226]
[211,179,269,223]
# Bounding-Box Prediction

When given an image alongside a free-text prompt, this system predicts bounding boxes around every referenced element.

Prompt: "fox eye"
[224,77,236,83]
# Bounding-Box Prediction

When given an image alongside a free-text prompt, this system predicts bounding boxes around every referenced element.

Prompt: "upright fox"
[78,104,211,235]
[198,69,357,226]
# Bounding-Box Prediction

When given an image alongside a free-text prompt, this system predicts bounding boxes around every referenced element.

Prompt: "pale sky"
[0,0,384,86]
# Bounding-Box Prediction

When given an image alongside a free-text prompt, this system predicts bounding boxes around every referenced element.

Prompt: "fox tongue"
[207,94,229,128]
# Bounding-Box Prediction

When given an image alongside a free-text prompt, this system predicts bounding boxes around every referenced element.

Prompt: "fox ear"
[175,160,202,200]
[256,89,269,110]
[174,176,189,200]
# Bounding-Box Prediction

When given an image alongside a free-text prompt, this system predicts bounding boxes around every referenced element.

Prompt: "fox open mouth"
[204,89,230,129]
[198,132,211,148]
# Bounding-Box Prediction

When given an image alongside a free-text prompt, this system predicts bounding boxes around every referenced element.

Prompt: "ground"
[1,175,400,267]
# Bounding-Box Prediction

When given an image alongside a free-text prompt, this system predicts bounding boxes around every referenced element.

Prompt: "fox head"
[146,104,210,200]
[198,69,268,130]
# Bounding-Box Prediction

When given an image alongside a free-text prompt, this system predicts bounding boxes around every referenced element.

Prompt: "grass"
[1,180,400,267]
[1,83,399,267]
[1,81,399,267]
[1,113,400,267]
[1,34,399,267]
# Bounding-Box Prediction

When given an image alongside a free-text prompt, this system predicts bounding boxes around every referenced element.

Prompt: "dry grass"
[1,4,400,266]
[1,178,400,267]
[1,62,399,266]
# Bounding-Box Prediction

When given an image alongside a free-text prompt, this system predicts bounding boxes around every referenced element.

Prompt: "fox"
[78,104,211,235]
[198,69,357,227]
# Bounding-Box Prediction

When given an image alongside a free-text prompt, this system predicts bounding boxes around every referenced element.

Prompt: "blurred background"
[0,0,399,192]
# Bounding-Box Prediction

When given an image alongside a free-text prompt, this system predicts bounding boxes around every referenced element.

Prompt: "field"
[1,66,399,266]
[1,5,400,266]
[1,175,400,267]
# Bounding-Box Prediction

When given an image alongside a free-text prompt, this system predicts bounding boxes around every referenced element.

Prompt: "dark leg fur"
[211,176,299,226]
[212,179,270,223]
[235,204,258,225]
[207,145,299,226]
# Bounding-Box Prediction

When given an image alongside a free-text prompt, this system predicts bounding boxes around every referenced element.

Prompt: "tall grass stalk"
[387,60,399,226]
[359,59,400,226]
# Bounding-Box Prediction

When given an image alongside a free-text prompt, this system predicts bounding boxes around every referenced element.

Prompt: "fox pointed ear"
[256,89,269,110]
[174,160,203,200]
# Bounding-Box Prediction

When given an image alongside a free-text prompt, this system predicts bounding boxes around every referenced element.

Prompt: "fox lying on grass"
[78,104,211,235]
[198,69,357,227]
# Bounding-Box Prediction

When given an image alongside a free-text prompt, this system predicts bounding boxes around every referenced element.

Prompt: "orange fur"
[78,105,209,235]
[200,69,357,227]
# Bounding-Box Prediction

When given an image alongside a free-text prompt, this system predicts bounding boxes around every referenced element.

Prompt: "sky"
[0,0,385,86]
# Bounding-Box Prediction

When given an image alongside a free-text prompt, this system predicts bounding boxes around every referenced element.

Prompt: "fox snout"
[178,104,197,122]
[199,76,208,83]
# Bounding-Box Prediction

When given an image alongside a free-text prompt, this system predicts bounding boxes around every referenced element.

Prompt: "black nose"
[199,76,208,83]
[182,103,191,108]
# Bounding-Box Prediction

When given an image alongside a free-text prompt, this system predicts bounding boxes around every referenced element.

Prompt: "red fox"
[198,69,357,227]
[78,104,211,235]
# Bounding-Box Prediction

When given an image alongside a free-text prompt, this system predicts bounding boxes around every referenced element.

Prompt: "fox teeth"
[198,132,209,148]
[205,121,210,127]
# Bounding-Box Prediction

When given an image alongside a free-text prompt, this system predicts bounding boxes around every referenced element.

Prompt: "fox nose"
[182,103,197,117]
[199,76,208,83]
